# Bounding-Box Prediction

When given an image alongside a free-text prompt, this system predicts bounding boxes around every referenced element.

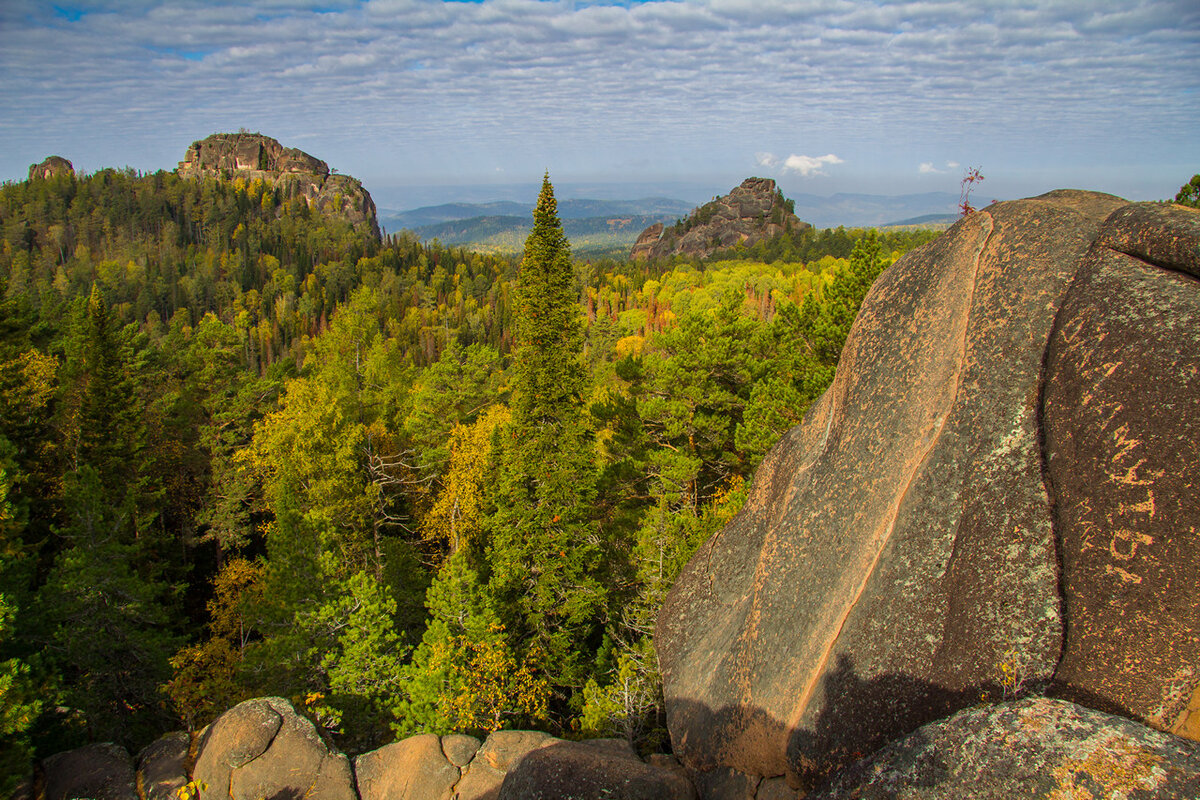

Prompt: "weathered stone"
[456,730,557,800]
[630,222,664,260]
[356,732,459,800]
[809,697,1200,799]
[693,766,760,800]
[442,733,482,767]
[137,731,190,800]
[194,696,355,800]
[178,132,330,177]
[656,190,1130,790]
[176,132,379,237]
[1044,202,1200,735]
[42,742,137,800]
[755,776,797,800]
[497,740,697,800]
[579,737,638,758]
[631,178,809,261]
[28,155,74,181]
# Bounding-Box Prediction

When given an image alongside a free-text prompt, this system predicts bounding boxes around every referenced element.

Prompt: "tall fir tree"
[484,175,605,714]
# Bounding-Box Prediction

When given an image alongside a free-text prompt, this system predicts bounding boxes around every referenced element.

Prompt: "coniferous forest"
[0,163,943,784]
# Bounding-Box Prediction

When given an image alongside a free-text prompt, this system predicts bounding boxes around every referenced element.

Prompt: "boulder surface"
[497,739,697,800]
[42,742,137,800]
[657,190,1130,789]
[810,697,1200,800]
[355,732,460,800]
[1044,202,1200,731]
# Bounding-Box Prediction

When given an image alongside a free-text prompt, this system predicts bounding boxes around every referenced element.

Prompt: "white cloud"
[919,162,941,174]
[755,152,778,168]
[782,153,844,177]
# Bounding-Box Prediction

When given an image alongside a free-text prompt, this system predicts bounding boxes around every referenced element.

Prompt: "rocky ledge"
[177,132,379,238]
[631,177,810,261]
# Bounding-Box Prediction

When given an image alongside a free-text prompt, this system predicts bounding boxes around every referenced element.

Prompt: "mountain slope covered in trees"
[0,155,940,778]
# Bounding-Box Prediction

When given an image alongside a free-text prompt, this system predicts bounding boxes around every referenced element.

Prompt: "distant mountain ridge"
[408,213,682,256]
[381,196,694,232]
[380,190,970,238]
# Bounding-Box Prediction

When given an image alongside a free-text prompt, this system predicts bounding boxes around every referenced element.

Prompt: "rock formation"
[498,739,698,800]
[177,132,379,238]
[810,697,1200,800]
[193,696,356,800]
[42,742,137,800]
[656,192,1200,793]
[28,156,74,181]
[631,178,809,261]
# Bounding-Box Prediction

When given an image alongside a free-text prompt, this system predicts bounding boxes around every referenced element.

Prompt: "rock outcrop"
[631,178,809,261]
[28,156,74,181]
[137,732,190,800]
[42,742,137,800]
[498,739,698,800]
[193,696,356,800]
[656,192,1200,793]
[355,733,461,800]
[810,697,1200,800]
[177,132,379,237]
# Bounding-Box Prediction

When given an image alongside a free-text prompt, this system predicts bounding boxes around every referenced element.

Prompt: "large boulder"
[497,740,697,800]
[192,696,355,800]
[1044,202,1200,731]
[455,730,558,800]
[42,742,137,800]
[355,733,460,800]
[810,697,1200,799]
[137,732,190,800]
[656,190,1132,790]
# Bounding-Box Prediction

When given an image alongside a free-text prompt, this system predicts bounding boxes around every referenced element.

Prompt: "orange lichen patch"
[1170,684,1200,741]
[1048,735,1165,800]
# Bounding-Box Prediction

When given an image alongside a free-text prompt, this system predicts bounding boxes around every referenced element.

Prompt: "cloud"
[0,0,1194,193]
[920,160,963,174]
[781,153,844,177]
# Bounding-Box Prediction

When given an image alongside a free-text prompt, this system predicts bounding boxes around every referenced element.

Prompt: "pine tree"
[484,175,605,713]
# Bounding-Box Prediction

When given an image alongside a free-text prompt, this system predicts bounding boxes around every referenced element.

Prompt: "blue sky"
[1,0,1196,208]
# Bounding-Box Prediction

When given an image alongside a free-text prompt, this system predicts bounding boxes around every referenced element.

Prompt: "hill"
[631,177,810,262]
[409,212,684,256]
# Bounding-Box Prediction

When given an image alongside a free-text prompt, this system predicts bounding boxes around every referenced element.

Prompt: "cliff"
[177,132,379,238]
[631,177,810,261]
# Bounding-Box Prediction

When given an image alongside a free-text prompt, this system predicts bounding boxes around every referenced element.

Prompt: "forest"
[0,164,943,786]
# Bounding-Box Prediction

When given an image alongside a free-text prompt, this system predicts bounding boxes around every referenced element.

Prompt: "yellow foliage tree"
[165,558,264,729]
[421,405,510,553]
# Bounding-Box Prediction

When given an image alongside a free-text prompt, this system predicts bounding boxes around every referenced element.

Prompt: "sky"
[1,0,1197,210]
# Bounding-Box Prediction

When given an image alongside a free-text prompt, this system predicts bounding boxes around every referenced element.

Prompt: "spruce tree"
[484,175,604,713]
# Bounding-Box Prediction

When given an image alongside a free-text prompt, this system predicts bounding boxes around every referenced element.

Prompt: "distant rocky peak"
[28,155,74,181]
[631,176,809,261]
[176,132,379,240]
[177,132,329,177]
